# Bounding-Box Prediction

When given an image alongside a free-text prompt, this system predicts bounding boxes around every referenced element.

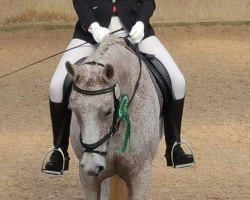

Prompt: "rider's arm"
[73,0,97,31]
[137,0,156,27]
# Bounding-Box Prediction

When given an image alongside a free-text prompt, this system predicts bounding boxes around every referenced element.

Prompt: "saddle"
[124,39,173,114]
[140,53,172,114]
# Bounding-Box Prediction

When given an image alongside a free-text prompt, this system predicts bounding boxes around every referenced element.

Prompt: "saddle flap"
[141,53,173,113]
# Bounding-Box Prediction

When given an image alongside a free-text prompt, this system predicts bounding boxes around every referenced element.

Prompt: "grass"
[0,0,76,26]
[1,21,249,33]
[5,10,74,25]
[0,0,249,26]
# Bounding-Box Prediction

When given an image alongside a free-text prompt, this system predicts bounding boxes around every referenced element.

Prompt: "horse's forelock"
[77,65,111,89]
[75,36,128,89]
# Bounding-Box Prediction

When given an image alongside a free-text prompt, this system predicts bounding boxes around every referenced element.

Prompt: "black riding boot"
[164,98,194,168]
[44,100,71,172]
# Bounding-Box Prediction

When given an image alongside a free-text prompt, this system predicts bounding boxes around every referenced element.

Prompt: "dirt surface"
[0,25,249,200]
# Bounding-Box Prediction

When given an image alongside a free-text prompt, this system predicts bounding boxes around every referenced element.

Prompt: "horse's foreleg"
[127,161,152,200]
[79,163,101,200]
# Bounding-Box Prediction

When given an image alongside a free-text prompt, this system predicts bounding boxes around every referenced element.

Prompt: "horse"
[66,36,163,200]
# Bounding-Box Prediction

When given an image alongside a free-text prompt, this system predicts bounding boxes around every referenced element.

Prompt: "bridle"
[72,42,142,156]
[73,73,120,156]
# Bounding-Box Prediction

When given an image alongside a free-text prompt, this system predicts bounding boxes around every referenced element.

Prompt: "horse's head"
[66,60,117,176]
[66,36,141,176]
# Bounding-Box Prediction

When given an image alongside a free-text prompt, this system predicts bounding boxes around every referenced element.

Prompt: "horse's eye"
[105,108,112,116]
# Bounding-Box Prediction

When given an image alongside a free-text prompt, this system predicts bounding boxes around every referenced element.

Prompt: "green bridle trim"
[118,94,131,153]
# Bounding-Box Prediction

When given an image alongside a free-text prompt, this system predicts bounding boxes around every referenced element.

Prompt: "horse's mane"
[77,36,137,89]
[74,36,125,88]
[95,36,127,56]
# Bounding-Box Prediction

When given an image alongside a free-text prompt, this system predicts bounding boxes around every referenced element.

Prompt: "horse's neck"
[96,40,141,96]
[115,55,140,98]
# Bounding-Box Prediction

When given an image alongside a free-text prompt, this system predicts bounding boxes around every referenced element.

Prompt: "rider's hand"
[88,22,110,43]
[129,21,144,43]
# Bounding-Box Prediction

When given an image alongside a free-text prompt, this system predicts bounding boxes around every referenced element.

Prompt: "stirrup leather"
[41,147,66,175]
[171,140,195,169]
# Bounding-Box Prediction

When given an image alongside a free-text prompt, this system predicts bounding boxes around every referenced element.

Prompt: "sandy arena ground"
[0,25,249,200]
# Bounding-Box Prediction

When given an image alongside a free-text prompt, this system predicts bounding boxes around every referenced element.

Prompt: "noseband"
[72,42,142,156]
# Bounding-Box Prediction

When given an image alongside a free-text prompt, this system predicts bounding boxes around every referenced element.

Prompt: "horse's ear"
[102,64,114,82]
[66,61,78,78]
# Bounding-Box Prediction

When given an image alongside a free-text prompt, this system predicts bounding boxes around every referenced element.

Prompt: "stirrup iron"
[171,140,195,169]
[41,147,65,175]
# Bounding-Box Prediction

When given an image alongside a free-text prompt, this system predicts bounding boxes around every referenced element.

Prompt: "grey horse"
[66,36,163,200]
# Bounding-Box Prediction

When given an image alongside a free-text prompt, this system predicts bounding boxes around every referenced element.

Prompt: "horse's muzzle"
[81,163,106,176]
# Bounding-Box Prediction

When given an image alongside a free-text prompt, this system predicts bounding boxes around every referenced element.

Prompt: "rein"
[0,28,125,80]
[73,43,142,155]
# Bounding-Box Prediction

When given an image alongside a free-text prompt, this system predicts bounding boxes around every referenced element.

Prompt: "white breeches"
[49,17,185,103]
[138,36,185,100]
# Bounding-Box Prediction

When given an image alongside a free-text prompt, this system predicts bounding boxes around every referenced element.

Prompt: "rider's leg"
[45,16,128,172]
[138,36,194,167]
[45,39,97,172]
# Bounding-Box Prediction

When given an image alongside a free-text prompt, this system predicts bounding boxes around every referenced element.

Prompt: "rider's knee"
[172,73,186,100]
[49,80,64,103]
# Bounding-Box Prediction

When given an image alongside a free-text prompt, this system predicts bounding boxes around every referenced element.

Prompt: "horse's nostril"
[98,166,105,173]
[81,163,85,169]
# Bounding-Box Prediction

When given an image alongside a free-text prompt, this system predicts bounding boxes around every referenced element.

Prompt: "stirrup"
[41,147,65,175]
[171,140,195,169]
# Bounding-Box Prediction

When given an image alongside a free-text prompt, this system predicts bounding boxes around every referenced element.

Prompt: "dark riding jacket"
[72,0,156,44]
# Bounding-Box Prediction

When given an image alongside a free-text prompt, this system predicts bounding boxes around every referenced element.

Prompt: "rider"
[44,0,195,172]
